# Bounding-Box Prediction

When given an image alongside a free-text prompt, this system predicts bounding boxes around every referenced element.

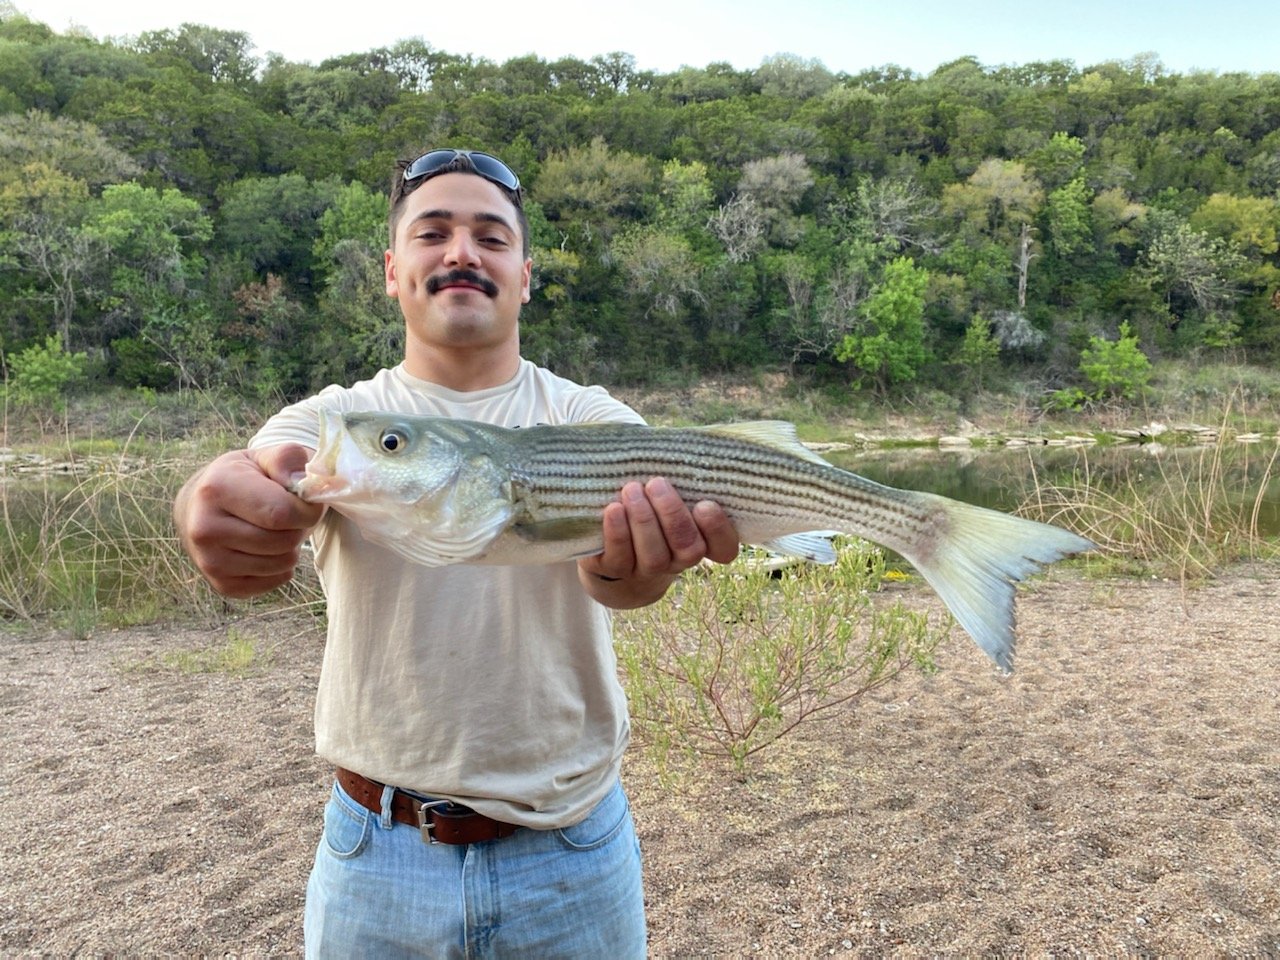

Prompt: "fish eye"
[379,429,409,454]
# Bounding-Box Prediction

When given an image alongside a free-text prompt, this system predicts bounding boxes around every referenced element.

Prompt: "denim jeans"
[303,778,646,958]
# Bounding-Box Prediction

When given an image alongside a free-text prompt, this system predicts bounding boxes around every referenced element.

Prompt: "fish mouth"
[292,472,351,502]
[426,270,498,297]
[291,408,354,502]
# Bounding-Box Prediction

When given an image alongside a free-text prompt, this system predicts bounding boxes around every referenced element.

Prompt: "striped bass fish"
[293,410,1093,671]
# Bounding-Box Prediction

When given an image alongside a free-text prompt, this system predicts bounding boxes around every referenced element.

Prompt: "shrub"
[6,335,89,411]
[615,541,944,774]
[1079,322,1152,400]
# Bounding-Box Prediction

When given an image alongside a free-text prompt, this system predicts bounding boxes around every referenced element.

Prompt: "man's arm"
[173,443,326,598]
[577,477,740,609]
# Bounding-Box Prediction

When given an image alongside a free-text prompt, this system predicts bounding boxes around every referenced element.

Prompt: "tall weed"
[1021,437,1279,580]
[0,441,323,631]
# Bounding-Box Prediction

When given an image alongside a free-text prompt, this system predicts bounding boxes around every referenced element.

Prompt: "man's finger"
[645,478,706,566]
[239,446,325,530]
[589,500,637,578]
[620,480,675,575]
[692,500,741,564]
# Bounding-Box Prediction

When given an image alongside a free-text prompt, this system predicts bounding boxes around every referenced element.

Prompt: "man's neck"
[402,345,522,393]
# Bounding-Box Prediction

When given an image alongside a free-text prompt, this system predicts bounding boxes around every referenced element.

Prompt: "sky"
[20,0,1280,77]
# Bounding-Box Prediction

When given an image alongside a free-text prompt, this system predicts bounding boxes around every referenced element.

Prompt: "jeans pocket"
[554,784,630,852]
[322,783,372,860]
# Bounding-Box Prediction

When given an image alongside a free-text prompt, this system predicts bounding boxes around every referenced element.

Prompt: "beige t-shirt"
[250,360,644,828]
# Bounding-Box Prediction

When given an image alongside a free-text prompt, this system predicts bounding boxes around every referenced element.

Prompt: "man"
[173,148,739,957]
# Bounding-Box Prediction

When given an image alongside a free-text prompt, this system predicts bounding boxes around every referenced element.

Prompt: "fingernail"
[647,477,672,497]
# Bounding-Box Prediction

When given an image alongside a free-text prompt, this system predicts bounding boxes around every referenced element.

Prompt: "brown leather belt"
[334,767,521,845]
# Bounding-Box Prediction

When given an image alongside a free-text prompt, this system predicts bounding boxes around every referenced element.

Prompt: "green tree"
[956,313,1001,392]
[1189,192,1279,260]
[0,110,140,189]
[0,160,97,349]
[131,23,258,86]
[1079,321,1151,399]
[535,137,654,234]
[1044,177,1093,258]
[1027,131,1086,191]
[654,158,713,234]
[754,53,835,100]
[1139,210,1244,340]
[836,256,929,393]
[736,153,815,247]
[77,183,213,375]
[217,173,341,294]
[311,186,400,388]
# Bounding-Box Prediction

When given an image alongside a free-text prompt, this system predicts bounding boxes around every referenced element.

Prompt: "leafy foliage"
[5,333,86,408]
[1,15,1279,401]
[835,256,930,393]
[1079,322,1152,399]
[616,542,943,772]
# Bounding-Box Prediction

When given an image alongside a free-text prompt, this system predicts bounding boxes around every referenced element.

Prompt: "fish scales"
[509,427,932,550]
[294,410,1095,671]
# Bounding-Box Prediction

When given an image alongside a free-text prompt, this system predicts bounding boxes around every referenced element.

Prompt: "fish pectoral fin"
[761,532,839,564]
[513,516,603,543]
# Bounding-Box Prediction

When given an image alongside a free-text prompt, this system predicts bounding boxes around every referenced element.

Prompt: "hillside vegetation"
[0,12,1278,409]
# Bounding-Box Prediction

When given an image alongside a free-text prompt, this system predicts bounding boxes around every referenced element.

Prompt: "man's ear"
[385,248,398,298]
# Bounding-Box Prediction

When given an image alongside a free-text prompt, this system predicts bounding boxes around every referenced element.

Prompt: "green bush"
[110,336,173,390]
[6,335,89,411]
[1079,322,1152,400]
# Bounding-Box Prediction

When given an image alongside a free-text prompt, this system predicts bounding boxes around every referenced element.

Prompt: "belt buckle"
[415,799,453,845]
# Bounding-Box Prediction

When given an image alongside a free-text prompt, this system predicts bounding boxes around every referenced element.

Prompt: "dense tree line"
[1,11,1278,402]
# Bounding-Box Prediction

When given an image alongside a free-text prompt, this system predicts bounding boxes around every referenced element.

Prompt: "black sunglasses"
[402,149,521,192]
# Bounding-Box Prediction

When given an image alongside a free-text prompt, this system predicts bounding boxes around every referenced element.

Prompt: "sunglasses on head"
[402,149,521,192]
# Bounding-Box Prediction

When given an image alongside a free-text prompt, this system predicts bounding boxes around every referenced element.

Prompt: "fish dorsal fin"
[693,421,832,466]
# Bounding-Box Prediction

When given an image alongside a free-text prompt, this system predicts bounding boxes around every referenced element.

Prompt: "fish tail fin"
[902,493,1094,673]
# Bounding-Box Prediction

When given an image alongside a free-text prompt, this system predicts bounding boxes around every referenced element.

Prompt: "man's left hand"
[578,477,739,608]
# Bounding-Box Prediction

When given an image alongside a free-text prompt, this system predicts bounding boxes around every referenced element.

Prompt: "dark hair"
[388,151,530,258]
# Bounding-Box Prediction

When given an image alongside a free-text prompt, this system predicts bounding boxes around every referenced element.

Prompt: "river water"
[826,440,1280,537]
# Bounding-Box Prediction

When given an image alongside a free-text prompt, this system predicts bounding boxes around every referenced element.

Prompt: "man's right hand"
[173,444,325,598]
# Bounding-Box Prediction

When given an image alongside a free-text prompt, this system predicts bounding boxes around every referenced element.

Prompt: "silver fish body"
[294,410,1094,671]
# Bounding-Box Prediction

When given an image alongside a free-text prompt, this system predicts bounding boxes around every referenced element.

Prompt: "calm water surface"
[827,441,1280,537]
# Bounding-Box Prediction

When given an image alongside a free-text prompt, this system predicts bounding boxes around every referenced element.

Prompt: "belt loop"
[378,784,396,830]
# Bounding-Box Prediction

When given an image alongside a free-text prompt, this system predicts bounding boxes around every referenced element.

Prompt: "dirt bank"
[2,568,1278,955]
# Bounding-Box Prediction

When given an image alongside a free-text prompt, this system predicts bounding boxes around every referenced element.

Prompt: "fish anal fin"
[761,532,838,564]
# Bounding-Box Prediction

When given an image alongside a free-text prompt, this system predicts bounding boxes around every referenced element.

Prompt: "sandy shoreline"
[2,567,1278,955]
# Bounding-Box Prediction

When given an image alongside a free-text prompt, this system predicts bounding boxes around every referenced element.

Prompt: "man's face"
[385,172,532,361]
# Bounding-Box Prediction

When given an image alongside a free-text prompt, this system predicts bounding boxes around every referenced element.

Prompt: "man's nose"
[443,230,481,267]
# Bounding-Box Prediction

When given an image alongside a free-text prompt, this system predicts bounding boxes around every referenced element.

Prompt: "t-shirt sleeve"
[564,384,646,426]
[248,385,352,451]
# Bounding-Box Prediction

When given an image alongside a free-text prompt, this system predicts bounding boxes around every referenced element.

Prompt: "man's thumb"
[249,443,316,493]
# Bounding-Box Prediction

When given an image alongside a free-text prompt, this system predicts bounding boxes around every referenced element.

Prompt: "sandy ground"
[2,567,1278,957]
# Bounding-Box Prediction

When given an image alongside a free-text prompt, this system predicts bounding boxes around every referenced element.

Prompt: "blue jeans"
[304,778,646,958]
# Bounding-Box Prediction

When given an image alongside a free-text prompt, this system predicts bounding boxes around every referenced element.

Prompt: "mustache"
[426,270,500,297]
